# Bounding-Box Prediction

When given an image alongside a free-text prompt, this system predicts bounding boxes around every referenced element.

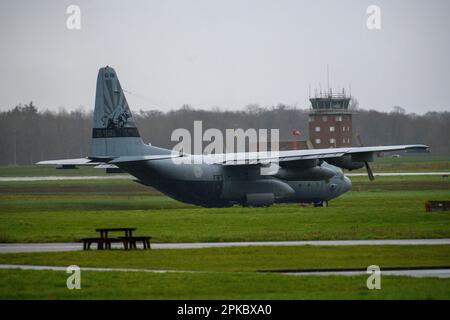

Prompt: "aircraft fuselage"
[119,158,352,207]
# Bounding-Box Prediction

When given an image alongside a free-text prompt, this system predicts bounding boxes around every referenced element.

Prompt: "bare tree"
[0,103,449,165]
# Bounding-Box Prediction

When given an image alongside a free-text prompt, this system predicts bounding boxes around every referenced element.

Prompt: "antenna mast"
[327,64,330,94]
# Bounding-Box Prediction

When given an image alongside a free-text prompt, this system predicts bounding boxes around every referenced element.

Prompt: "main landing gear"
[313,201,328,207]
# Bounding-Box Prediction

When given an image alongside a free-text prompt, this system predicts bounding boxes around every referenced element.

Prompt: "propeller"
[355,133,375,181]
[365,161,375,181]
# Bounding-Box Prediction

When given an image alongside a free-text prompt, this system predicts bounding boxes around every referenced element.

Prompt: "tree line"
[0,102,448,165]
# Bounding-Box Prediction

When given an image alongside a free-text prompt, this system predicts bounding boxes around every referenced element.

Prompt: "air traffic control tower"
[308,89,352,148]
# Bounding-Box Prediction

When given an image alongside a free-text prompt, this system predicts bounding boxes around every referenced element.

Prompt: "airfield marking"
[1,239,450,253]
[1,264,450,278]
[345,172,450,177]
[0,264,196,274]
[282,269,450,278]
[1,172,449,181]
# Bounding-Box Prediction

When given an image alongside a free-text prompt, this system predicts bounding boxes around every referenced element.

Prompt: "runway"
[1,264,449,278]
[345,172,450,177]
[0,172,449,181]
[1,239,450,253]
[282,268,450,278]
[0,175,131,182]
[0,264,193,274]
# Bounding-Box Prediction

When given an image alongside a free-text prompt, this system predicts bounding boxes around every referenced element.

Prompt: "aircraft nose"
[342,176,352,193]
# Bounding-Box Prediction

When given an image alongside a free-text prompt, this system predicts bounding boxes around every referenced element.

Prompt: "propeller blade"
[365,161,375,181]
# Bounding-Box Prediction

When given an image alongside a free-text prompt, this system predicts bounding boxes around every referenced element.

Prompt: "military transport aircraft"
[38,66,428,207]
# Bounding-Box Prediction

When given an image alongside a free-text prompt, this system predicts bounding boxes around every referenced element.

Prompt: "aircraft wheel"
[313,201,328,207]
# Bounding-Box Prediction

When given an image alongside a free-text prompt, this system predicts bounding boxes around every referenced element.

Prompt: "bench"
[119,236,152,250]
[81,228,152,250]
[81,237,123,250]
[425,200,450,212]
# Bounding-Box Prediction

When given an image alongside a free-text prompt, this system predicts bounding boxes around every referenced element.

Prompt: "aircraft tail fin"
[90,66,170,159]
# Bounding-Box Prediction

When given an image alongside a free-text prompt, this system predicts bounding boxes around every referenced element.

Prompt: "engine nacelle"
[326,155,365,170]
[274,166,336,181]
[245,193,275,207]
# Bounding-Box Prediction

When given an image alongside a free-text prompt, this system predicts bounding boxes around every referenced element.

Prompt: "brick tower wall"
[308,113,352,148]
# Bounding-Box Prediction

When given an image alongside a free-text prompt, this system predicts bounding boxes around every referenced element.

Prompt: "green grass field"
[1,245,450,299]
[1,269,450,300]
[0,176,449,243]
[0,165,449,299]
[2,269,450,300]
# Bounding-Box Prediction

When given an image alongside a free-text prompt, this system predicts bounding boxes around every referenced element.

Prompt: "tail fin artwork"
[90,66,170,159]
[37,66,177,168]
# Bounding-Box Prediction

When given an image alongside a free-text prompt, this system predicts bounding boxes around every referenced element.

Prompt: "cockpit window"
[110,73,115,78]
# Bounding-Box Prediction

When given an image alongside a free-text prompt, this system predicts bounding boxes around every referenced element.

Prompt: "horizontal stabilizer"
[38,154,184,166]
[108,154,184,164]
[37,158,102,166]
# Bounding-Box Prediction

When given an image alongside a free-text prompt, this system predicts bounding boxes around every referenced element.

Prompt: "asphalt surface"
[1,239,450,253]
[283,268,450,278]
[0,264,192,273]
[345,171,450,177]
[1,264,449,278]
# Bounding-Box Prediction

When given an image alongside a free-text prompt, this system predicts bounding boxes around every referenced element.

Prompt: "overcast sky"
[1,0,449,114]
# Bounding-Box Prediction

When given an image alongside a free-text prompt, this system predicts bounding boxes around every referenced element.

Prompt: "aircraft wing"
[37,145,428,167]
[342,145,428,154]
[216,144,429,166]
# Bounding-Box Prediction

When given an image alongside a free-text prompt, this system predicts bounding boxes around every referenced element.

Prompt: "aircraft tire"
[313,201,328,207]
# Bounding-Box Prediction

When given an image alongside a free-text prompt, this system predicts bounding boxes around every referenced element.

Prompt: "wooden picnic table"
[95,227,136,239]
[82,228,151,250]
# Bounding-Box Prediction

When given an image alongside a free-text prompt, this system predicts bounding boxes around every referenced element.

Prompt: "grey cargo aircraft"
[38,67,428,207]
